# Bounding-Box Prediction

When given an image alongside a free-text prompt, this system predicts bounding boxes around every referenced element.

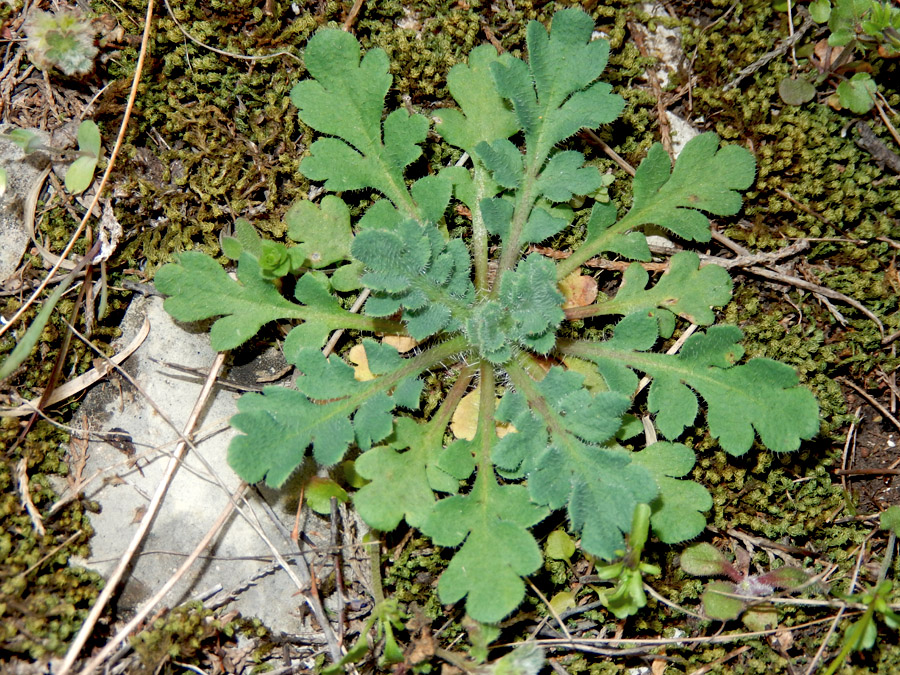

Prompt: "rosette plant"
[156,9,819,623]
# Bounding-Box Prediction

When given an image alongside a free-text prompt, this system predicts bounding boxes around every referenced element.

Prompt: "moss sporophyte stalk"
[155,9,820,624]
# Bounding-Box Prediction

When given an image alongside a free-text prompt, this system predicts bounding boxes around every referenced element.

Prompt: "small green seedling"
[157,9,820,625]
[823,506,900,674]
[589,504,661,619]
[782,0,899,113]
[680,542,809,627]
[65,120,102,194]
[823,580,900,675]
[323,599,406,672]
[0,120,104,381]
[2,121,102,195]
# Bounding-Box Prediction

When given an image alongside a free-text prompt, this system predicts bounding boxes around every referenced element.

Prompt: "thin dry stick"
[747,265,884,335]
[839,408,861,494]
[58,351,226,675]
[0,0,155,341]
[803,532,874,675]
[76,482,248,675]
[343,0,366,31]
[526,577,573,642]
[838,377,900,447]
[17,457,45,537]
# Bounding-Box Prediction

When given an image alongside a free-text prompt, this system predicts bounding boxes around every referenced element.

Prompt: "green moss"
[0,419,102,660]
[129,601,244,673]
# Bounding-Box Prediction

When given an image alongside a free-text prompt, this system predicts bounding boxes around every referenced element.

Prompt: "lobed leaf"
[286,195,353,268]
[604,252,733,337]
[155,252,306,351]
[567,323,820,455]
[627,133,756,242]
[631,442,712,544]
[422,478,547,623]
[501,367,658,559]
[354,417,463,531]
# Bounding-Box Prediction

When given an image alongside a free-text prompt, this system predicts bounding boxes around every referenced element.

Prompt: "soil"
[0,1,899,674]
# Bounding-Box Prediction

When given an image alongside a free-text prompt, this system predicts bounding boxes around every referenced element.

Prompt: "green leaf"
[536,151,602,202]
[65,120,101,194]
[434,45,519,154]
[228,387,355,486]
[569,325,820,455]
[222,218,263,260]
[354,417,453,530]
[4,128,44,154]
[880,506,900,534]
[305,476,349,514]
[156,252,306,351]
[582,201,650,261]
[631,442,712,544]
[606,252,733,331]
[286,196,353,268]
[545,529,576,561]
[809,0,832,23]
[475,139,523,189]
[778,77,817,106]
[491,9,625,160]
[680,543,732,577]
[837,72,877,114]
[502,366,657,559]
[702,580,744,620]
[291,30,423,213]
[628,133,756,242]
[422,478,547,623]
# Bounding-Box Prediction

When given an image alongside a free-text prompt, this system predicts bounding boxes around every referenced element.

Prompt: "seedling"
[781,0,900,113]
[822,506,900,674]
[590,504,661,619]
[0,120,104,381]
[679,542,810,626]
[156,9,820,623]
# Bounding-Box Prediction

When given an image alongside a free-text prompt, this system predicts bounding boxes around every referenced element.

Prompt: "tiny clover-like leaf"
[286,195,353,268]
[631,442,712,544]
[422,477,547,623]
[628,133,756,242]
[155,252,305,351]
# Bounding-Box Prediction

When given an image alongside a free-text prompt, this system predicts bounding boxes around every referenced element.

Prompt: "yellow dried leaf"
[559,271,598,309]
[347,343,375,381]
[450,386,515,440]
[382,334,418,353]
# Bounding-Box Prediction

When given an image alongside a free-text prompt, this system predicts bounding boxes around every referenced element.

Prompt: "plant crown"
[156,9,820,623]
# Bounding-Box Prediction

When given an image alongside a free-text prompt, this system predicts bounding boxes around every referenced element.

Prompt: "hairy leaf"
[631,442,712,543]
[156,252,306,351]
[422,477,547,622]
[565,324,820,455]
[286,195,353,268]
[628,133,756,242]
